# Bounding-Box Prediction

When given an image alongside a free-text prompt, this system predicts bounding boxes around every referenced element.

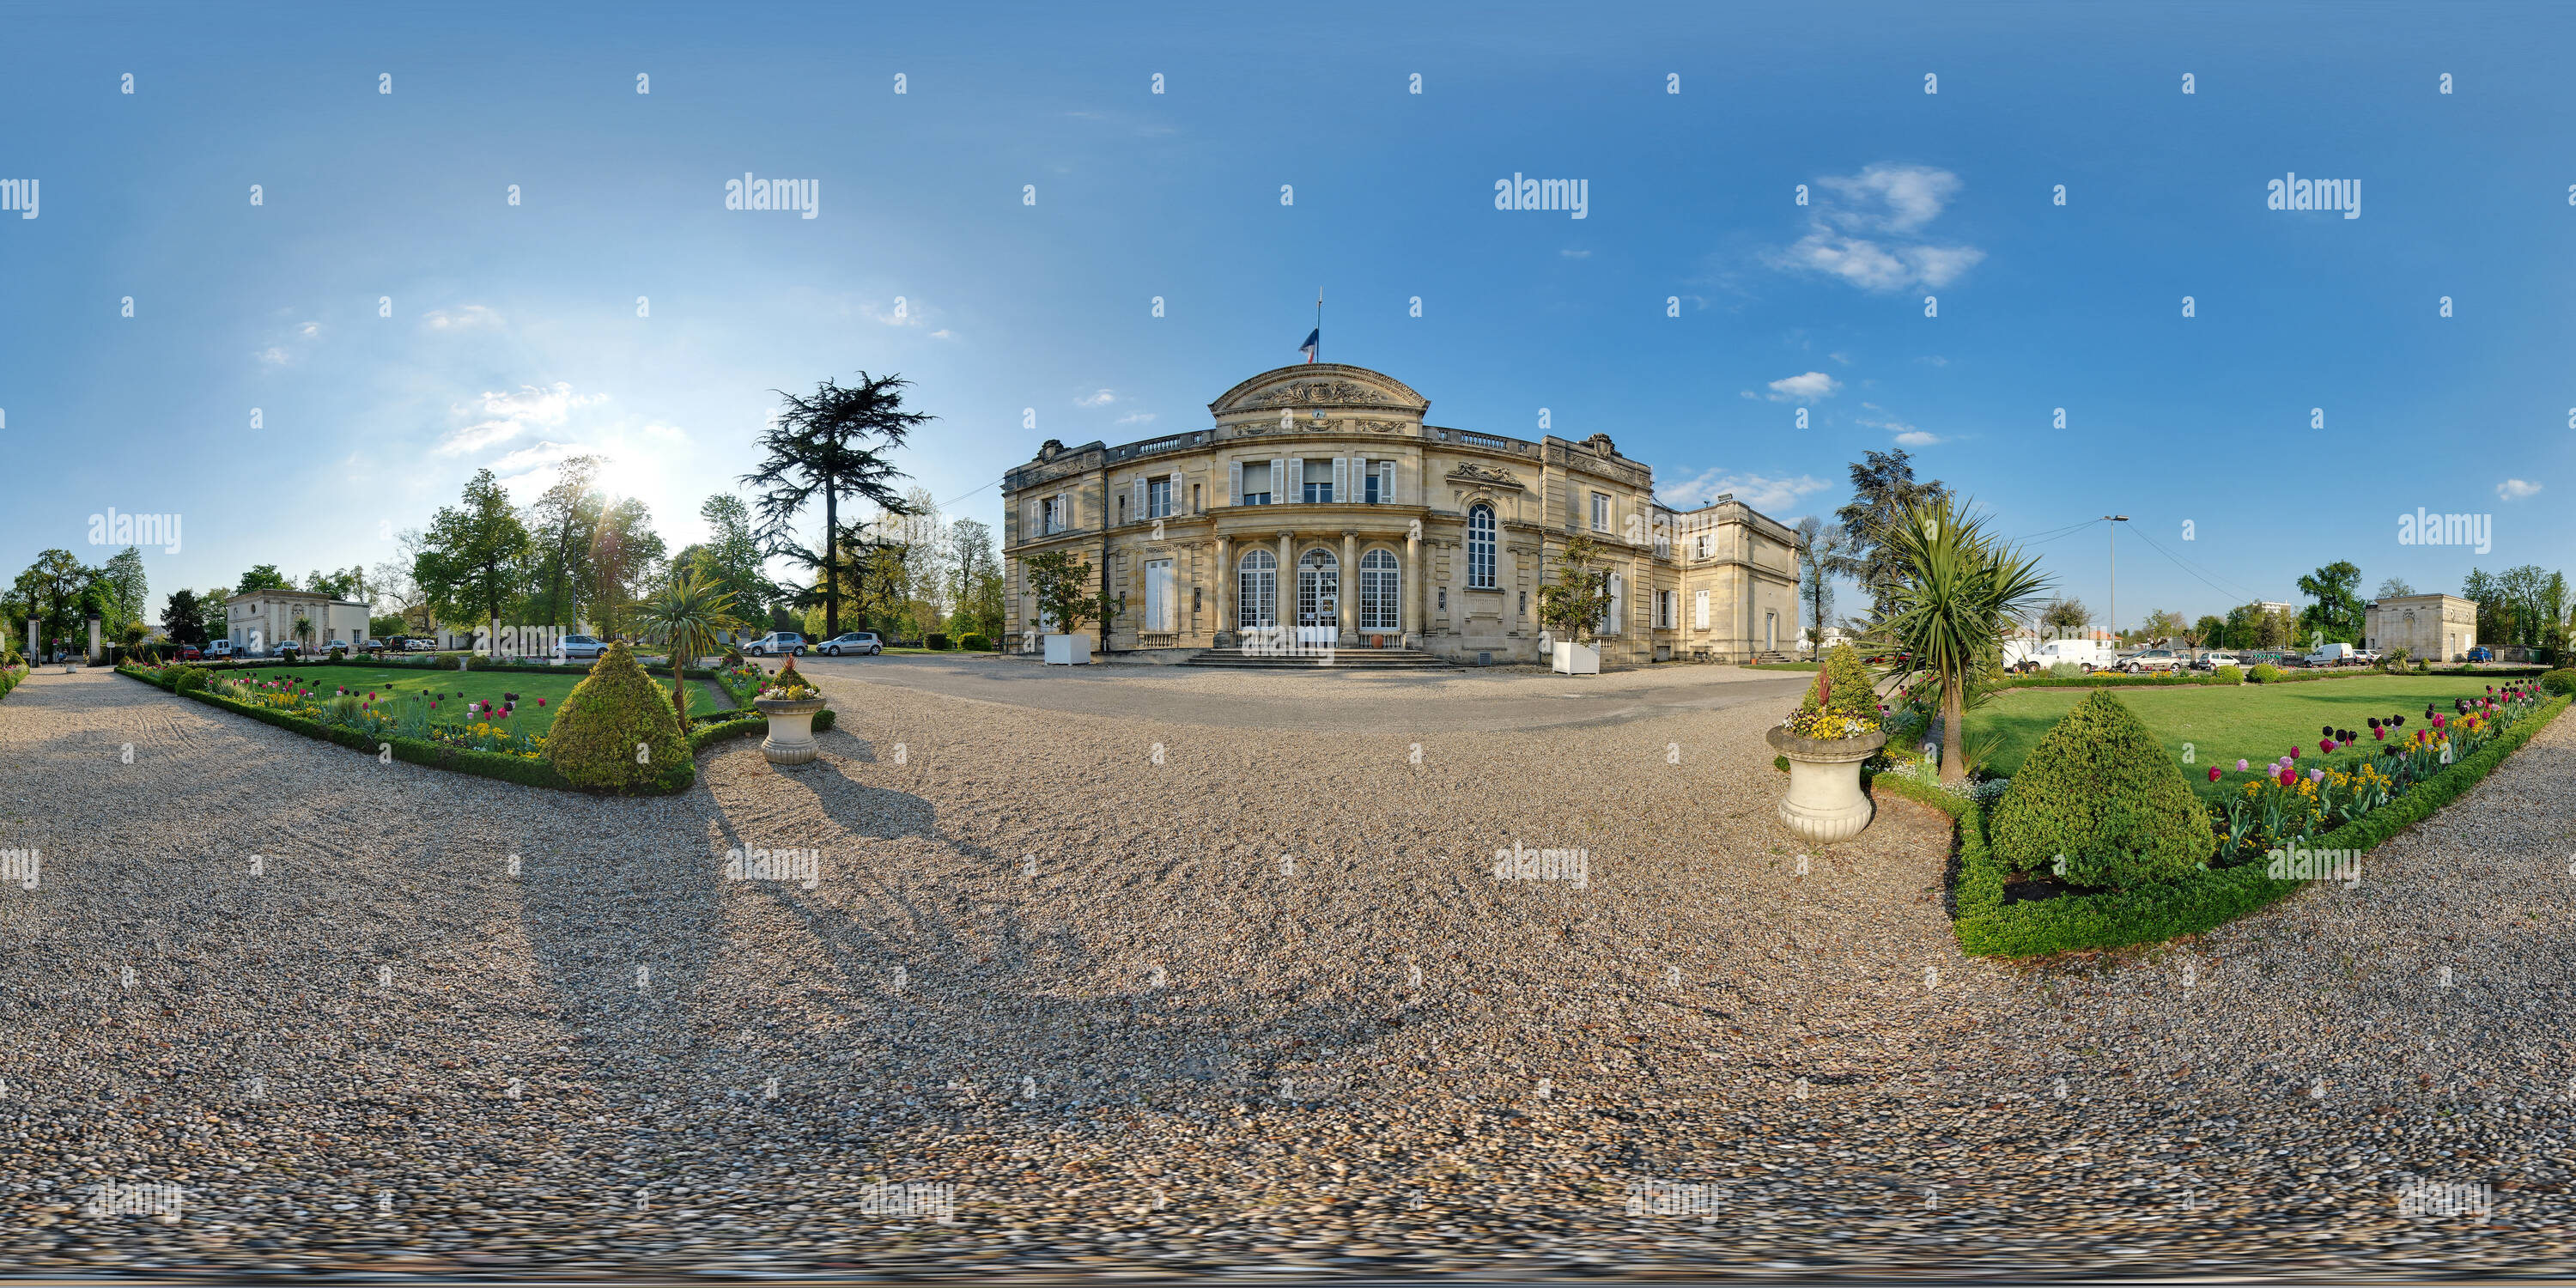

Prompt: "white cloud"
[1561,248,1592,259]
[1916,355,1949,367]
[1765,371,1841,402]
[436,381,609,454]
[422,305,502,331]
[1855,405,1940,447]
[489,440,580,475]
[1765,164,1984,293]
[1656,467,1831,513]
[297,321,319,337]
[1894,430,1943,447]
[929,329,955,340]
[255,346,289,366]
[1828,351,1851,365]
[1078,389,1117,407]
[2497,477,2543,501]
[1115,411,1157,425]
[643,422,686,441]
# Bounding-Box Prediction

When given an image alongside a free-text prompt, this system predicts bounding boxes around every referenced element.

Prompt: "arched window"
[1359,550,1400,631]
[1467,504,1497,589]
[1237,550,1277,629]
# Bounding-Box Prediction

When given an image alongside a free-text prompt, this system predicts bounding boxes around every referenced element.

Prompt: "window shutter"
[1229,459,1242,505]
[1695,589,1710,629]
[1133,477,1145,523]
[1170,470,1184,514]
[1271,459,1285,500]
[1334,457,1346,501]
[1382,460,1395,506]
[1287,457,1304,501]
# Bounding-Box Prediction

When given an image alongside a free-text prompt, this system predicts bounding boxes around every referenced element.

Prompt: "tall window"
[1240,463,1272,506]
[1467,505,1497,589]
[1363,461,1382,504]
[1145,560,1176,630]
[1359,550,1400,631]
[1604,572,1624,635]
[1041,495,1066,534]
[1147,477,1172,519]
[1237,550,1277,629]
[1303,459,1333,504]
[1590,492,1611,532]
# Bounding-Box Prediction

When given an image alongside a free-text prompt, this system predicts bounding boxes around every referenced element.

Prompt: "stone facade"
[2363,593,2477,662]
[224,589,372,654]
[999,363,1802,666]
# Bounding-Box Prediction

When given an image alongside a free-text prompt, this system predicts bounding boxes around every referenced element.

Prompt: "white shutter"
[1382,460,1395,505]
[1271,459,1285,501]
[1170,470,1184,514]
[1133,477,1145,523]
[1334,457,1346,501]
[1694,589,1710,629]
[1287,457,1304,502]
[1229,459,1243,506]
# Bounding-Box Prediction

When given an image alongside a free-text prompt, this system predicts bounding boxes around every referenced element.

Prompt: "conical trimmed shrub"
[542,641,689,792]
[1793,642,1880,726]
[1989,690,2215,889]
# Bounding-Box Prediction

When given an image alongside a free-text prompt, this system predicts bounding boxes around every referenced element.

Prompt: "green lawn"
[234,665,737,721]
[1965,675,2511,799]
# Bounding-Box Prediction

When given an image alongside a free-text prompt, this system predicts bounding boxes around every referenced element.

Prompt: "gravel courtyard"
[2,660,2572,1278]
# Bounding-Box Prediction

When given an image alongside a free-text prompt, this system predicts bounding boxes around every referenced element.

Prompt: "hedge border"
[0,663,27,702]
[2000,665,2547,690]
[119,665,841,794]
[1873,695,2570,958]
[170,655,738,681]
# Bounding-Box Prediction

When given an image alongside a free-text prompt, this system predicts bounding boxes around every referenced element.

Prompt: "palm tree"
[1869,495,2054,785]
[637,568,744,725]
[740,372,930,641]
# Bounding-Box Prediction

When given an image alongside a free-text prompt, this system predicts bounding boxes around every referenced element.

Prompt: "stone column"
[1340,530,1358,641]
[1277,531,1295,633]
[1214,535,1232,645]
[1404,528,1421,644]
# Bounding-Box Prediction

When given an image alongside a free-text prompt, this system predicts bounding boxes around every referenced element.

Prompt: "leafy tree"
[99,547,148,632]
[369,538,427,632]
[584,496,666,639]
[850,540,912,636]
[946,518,1004,640]
[524,455,605,628]
[741,371,929,641]
[16,550,97,649]
[2190,614,2226,655]
[415,469,533,639]
[690,493,772,628]
[1828,449,1949,622]
[2039,597,2088,638]
[234,564,291,596]
[1868,495,2052,785]
[160,589,206,647]
[1024,550,1097,640]
[2295,560,2365,644]
[1795,517,1848,660]
[301,566,364,600]
[196,586,230,644]
[2138,608,2189,646]
[2375,577,2414,598]
[1537,532,1614,643]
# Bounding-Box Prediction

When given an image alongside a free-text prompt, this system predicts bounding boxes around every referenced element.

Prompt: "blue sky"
[3,0,2571,627]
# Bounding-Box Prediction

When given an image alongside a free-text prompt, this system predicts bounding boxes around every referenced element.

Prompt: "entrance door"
[1237,550,1277,629]
[1297,549,1340,643]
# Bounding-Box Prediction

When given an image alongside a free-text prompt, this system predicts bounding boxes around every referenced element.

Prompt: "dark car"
[2465,647,2494,662]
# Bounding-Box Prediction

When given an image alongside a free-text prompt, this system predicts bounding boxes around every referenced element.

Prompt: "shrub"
[540,641,689,793]
[1988,690,2215,890]
[1788,642,1880,736]
[959,633,991,653]
[2543,668,2576,696]
[2214,664,2244,684]
[173,664,213,694]
[927,632,949,651]
[2046,661,2083,679]
[2247,662,2283,683]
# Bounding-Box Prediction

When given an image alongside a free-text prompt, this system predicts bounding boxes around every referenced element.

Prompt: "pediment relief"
[1209,363,1431,417]
[1447,462,1525,490]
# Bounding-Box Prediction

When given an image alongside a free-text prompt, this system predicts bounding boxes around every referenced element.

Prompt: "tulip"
[2321,725,2334,738]
[2320,739,2336,754]
[2208,767,2221,781]
[2374,727,2385,740]
[2311,768,2324,783]
[2237,759,2249,771]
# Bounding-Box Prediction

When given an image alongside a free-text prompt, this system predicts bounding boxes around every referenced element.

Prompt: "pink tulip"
[2319,739,2335,754]
[2208,767,2221,781]
[2237,759,2249,771]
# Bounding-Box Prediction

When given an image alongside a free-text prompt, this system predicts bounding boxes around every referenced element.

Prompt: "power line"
[2130,526,2263,606]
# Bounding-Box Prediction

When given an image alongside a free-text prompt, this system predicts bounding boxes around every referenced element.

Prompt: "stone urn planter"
[1765,726,1890,843]
[754,695,829,765]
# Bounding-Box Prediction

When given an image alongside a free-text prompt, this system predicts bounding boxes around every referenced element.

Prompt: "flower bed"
[1999,665,2545,690]
[1876,691,2568,957]
[119,662,835,793]
[0,662,26,701]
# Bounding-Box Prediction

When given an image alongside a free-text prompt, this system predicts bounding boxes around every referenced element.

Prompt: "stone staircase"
[1182,645,1457,671]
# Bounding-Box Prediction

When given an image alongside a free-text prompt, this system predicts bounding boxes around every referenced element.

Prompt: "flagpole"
[1315,290,1322,363]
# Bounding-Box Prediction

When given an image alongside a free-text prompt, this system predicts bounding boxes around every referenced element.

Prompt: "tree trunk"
[823,485,840,639]
[1941,680,1967,786]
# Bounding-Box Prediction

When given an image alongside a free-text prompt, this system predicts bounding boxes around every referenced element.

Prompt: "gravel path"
[0,662,2570,1277]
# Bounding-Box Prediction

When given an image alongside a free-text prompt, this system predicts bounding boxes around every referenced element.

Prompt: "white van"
[205,639,237,659]
[2005,638,2116,673]
[2305,642,2364,667]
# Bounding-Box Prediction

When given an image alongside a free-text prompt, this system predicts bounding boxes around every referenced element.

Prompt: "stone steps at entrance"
[1182,647,1457,670]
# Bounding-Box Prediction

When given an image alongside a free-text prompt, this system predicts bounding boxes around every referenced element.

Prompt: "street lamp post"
[2102,515,2129,648]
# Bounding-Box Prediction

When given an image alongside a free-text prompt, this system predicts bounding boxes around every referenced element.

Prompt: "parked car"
[817,632,883,656]
[2189,651,2245,671]
[205,640,237,659]
[744,632,807,657]
[2465,646,2494,662]
[557,634,609,660]
[404,637,436,652]
[177,645,203,661]
[2118,648,2183,673]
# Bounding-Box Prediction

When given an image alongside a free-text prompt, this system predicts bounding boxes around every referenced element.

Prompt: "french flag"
[1298,328,1318,363]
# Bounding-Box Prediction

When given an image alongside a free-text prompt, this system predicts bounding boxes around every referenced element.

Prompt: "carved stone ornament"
[1446,461,1525,489]
[1246,380,1394,408]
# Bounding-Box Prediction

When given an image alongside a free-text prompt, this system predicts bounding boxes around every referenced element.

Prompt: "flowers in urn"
[760,655,819,702]
[1782,644,1880,740]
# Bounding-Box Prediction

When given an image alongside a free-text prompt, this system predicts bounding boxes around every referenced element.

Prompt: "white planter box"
[1043,634,1094,665]
[1552,641,1601,675]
